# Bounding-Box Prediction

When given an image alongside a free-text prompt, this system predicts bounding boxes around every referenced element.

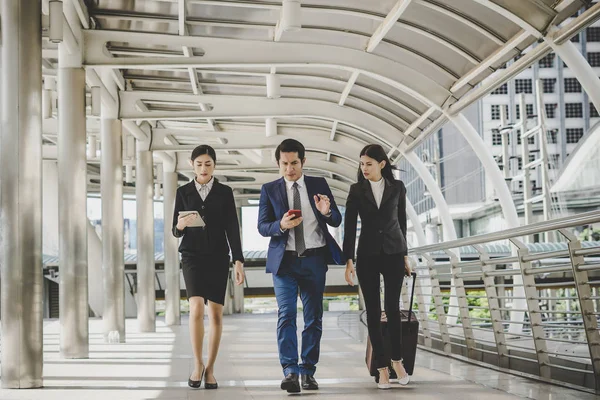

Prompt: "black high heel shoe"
[188,366,205,389]
[204,376,218,390]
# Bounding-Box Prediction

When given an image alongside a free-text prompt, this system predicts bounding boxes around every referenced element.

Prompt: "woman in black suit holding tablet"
[343,144,411,390]
[172,144,245,390]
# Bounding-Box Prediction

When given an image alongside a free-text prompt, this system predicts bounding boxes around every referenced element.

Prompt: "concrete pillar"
[0,0,44,388]
[58,66,89,358]
[101,111,125,342]
[163,166,180,325]
[137,148,156,332]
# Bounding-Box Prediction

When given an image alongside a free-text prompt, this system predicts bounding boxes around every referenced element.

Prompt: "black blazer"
[343,178,407,261]
[172,179,244,263]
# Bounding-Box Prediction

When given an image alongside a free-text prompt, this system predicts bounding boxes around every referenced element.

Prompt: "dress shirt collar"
[369,177,385,189]
[194,176,214,191]
[284,174,305,190]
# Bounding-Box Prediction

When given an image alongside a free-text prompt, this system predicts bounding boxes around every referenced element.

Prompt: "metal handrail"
[409,210,600,254]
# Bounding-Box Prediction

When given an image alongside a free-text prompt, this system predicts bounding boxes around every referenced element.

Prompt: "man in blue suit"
[258,139,344,393]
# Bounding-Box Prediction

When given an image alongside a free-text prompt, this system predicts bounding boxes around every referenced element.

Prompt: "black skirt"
[181,253,231,305]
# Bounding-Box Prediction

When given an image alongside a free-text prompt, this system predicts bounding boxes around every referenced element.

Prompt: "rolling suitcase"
[365,272,419,381]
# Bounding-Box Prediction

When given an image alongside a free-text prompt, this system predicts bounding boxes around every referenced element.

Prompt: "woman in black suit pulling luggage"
[172,144,245,390]
[343,144,411,390]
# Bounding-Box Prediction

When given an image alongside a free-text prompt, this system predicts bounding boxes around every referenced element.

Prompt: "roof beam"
[471,0,542,38]
[119,92,404,148]
[82,29,445,108]
[366,0,412,52]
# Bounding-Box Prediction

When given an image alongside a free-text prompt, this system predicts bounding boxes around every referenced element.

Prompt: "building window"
[542,78,556,93]
[491,83,508,95]
[566,128,584,143]
[492,133,502,145]
[545,103,557,118]
[539,53,555,68]
[547,130,558,144]
[591,103,599,118]
[571,33,580,43]
[515,79,533,94]
[587,27,600,42]
[529,154,536,162]
[491,104,504,120]
[565,103,583,118]
[517,156,522,170]
[588,52,600,67]
[549,154,560,169]
[564,77,582,93]
[515,104,534,119]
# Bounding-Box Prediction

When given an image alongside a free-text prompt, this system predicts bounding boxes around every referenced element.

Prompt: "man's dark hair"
[275,138,305,162]
[191,144,217,163]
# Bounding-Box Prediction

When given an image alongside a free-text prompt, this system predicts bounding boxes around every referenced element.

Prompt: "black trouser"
[357,252,405,369]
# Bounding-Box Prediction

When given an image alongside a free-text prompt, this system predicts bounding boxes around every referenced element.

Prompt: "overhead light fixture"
[267,74,281,98]
[281,0,301,32]
[91,86,101,116]
[49,1,64,43]
[266,118,277,137]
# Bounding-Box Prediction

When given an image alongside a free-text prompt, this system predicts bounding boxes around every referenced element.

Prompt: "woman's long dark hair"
[357,144,396,182]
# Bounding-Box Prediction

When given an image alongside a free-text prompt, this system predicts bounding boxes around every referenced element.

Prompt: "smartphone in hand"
[289,209,302,219]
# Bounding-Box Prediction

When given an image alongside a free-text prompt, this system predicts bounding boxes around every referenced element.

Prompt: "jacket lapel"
[277,177,289,210]
[380,178,394,207]
[362,179,377,208]
[304,176,320,217]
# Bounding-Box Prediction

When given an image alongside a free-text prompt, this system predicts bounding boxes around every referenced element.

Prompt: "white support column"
[163,159,181,326]
[101,105,125,342]
[58,65,89,358]
[406,200,431,304]
[401,151,460,325]
[1,0,44,388]
[447,112,526,334]
[137,140,156,332]
[550,39,600,115]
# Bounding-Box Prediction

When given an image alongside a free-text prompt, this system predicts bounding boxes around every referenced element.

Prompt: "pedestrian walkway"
[0,312,595,400]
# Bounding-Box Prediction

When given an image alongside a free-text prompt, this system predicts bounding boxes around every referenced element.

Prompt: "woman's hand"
[176,213,198,231]
[345,260,356,286]
[234,261,245,285]
[404,256,412,276]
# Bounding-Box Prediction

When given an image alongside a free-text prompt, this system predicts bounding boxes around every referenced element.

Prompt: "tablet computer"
[178,210,206,227]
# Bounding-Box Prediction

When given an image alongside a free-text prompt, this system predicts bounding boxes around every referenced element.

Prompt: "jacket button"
[379,230,383,234]
[201,206,205,209]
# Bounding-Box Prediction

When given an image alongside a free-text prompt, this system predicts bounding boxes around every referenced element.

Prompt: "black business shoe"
[301,374,319,390]
[188,366,205,389]
[280,373,301,393]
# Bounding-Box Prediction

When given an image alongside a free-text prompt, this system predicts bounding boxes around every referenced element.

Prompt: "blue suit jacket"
[257,175,344,274]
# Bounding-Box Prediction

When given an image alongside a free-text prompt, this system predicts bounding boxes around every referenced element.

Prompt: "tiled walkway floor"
[0,312,597,400]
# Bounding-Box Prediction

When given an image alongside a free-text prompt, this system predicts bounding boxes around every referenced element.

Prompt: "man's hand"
[314,194,331,215]
[345,260,356,286]
[176,213,197,231]
[234,261,245,285]
[280,211,303,231]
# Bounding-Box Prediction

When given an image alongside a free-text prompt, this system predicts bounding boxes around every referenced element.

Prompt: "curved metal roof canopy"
[41,0,591,204]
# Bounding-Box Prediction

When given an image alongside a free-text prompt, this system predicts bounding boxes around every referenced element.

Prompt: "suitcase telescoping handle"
[407,272,417,320]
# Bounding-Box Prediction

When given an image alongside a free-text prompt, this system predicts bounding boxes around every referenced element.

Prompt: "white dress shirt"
[369,177,385,209]
[194,176,214,201]
[284,174,327,251]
